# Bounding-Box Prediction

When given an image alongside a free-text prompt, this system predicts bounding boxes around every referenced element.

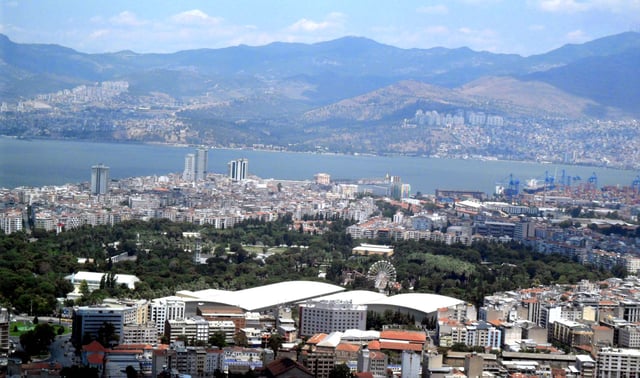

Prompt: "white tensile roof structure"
[311,290,388,305]
[366,293,465,315]
[176,280,345,311]
[313,291,465,318]
[175,279,465,318]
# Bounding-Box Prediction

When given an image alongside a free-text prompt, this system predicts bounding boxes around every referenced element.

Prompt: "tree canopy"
[0,216,617,316]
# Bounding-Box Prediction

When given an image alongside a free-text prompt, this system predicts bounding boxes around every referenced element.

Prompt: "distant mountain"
[522,31,640,71]
[523,49,640,116]
[1,32,639,117]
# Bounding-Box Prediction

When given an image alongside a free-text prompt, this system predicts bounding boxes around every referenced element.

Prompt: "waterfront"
[1,137,637,194]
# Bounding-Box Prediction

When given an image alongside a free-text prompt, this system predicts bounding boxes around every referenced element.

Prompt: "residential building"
[195,148,208,181]
[315,173,331,185]
[596,348,640,377]
[466,321,502,350]
[0,308,9,355]
[165,317,210,343]
[90,163,110,195]
[0,210,23,234]
[122,323,158,344]
[229,158,249,182]
[183,153,195,181]
[149,296,186,335]
[300,350,336,378]
[618,325,640,348]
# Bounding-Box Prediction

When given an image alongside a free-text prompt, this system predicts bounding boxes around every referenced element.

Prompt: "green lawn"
[10,321,69,337]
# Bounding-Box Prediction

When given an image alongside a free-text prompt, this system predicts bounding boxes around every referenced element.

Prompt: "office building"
[183,153,195,181]
[228,158,249,182]
[72,305,140,346]
[90,164,110,195]
[195,148,208,181]
[298,300,367,337]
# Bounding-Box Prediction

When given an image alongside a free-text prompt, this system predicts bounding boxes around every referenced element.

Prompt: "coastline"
[1,137,637,193]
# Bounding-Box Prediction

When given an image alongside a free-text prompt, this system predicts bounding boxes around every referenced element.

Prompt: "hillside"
[2,32,639,117]
[301,77,603,124]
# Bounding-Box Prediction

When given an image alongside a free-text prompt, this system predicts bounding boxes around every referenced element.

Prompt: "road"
[48,333,77,367]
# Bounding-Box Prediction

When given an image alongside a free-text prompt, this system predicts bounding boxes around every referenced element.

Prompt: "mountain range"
[1,32,639,120]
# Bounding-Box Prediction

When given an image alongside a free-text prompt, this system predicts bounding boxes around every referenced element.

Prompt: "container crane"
[632,175,640,192]
[588,172,598,189]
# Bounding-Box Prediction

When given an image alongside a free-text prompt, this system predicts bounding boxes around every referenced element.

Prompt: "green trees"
[267,333,283,356]
[329,363,352,378]
[209,331,228,348]
[0,215,617,317]
[19,323,56,357]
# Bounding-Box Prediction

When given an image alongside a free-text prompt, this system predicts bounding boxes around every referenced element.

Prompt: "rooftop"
[176,280,345,311]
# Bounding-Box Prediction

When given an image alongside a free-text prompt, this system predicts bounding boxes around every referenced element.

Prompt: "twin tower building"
[182,148,248,182]
[90,149,247,196]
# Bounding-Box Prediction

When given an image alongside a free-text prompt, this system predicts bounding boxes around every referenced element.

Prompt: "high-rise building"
[183,153,195,181]
[195,148,208,181]
[90,164,110,195]
[228,158,248,182]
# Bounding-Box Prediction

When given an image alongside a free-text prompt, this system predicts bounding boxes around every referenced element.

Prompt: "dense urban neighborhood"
[1,159,640,377]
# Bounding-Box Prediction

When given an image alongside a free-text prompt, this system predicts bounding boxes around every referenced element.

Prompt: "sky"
[1,0,639,56]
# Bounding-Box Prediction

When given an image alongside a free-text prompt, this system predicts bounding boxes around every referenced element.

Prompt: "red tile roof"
[306,333,328,345]
[336,343,360,353]
[367,340,381,350]
[83,340,106,352]
[379,341,423,351]
[380,330,426,342]
[87,353,105,365]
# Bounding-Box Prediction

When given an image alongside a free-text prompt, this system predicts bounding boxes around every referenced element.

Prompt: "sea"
[1,137,638,195]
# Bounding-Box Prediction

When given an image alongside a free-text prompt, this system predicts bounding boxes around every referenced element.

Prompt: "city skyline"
[2,0,639,56]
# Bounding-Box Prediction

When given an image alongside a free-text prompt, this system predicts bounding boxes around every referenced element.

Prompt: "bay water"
[1,137,637,195]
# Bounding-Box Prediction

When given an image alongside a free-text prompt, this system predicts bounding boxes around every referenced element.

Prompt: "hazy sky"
[2,0,639,56]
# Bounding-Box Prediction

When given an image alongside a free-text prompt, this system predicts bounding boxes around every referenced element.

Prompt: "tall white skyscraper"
[195,148,208,181]
[228,158,248,182]
[183,153,195,181]
[90,164,110,195]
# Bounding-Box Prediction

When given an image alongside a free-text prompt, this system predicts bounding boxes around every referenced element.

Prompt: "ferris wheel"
[367,260,397,291]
